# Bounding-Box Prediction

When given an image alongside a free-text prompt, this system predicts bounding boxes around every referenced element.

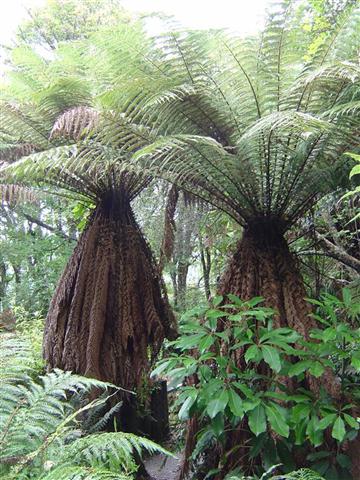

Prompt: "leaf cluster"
[154,291,360,478]
[0,335,170,480]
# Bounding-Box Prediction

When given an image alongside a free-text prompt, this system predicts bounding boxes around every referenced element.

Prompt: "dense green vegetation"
[0,331,169,480]
[0,0,359,479]
[156,292,360,478]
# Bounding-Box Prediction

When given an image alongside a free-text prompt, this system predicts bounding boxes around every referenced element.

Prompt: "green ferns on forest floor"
[0,334,170,480]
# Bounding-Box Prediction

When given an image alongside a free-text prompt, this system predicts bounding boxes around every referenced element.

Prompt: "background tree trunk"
[198,231,212,301]
[169,198,202,310]
[0,261,8,309]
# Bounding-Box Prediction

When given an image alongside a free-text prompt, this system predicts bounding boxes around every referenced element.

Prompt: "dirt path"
[145,452,183,480]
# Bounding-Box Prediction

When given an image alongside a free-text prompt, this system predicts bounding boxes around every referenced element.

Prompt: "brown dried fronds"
[183,190,202,208]
[0,184,37,206]
[50,106,100,141]
[0,144,37,163]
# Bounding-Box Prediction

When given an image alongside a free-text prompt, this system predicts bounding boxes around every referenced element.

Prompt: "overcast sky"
[0,0,270,45]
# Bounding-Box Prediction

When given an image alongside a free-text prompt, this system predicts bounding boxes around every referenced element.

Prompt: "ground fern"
[0,335,170,480]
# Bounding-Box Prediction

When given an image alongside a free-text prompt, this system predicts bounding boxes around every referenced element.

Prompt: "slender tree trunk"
[171,199,201,310]
[199,232,211,301]
[11,264,22,305]
[170,270,178,308]
[177,261,189,311]
[0,261,7,309]
[44,192,177,394]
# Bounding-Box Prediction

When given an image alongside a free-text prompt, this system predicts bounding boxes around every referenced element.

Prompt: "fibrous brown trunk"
[182,218,338,479]
[44,192,176,393]
[219,219,315,338]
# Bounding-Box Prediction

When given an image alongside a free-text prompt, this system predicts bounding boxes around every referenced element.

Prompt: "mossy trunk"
[44,191,176,394]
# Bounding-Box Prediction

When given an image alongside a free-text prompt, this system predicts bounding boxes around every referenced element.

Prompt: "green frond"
[82,397,123,434]
[0,368,115,462]
[60,431,172,469]
[0,335,168,480]
[2,140,149,204]
[275,468,325,479]
[39,465,132,480]
[133,134,247,222]
[0,334,39,382]
[36,77,93,124]
[0,102,51,148]
[228,467,325,480]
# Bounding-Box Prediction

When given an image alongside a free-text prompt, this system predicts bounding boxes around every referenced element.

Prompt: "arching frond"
[0,335,169,480]
[40,466,131,480]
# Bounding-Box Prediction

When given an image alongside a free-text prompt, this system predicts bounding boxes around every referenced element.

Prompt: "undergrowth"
[0,332,170,480]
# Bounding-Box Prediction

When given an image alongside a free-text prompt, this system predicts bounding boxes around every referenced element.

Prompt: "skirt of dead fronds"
[43,203,177,392]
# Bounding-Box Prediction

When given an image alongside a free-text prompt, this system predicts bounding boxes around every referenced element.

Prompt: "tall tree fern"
[0,25,176,399]
[123,1,360,338]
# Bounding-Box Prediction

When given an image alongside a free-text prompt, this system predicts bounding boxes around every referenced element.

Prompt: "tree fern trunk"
[182,219,339,479]
[219,220,315,337]
[43,193,176,394]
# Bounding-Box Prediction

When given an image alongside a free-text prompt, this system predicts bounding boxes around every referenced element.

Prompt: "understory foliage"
[343,153,360,222]
[0,333,169,480]
[154,292,360,479]
[226,466,325,479]
[0,197,76,316]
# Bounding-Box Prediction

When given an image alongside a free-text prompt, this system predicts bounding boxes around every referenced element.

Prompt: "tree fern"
[0,21,177,395]
[93,2,359,475]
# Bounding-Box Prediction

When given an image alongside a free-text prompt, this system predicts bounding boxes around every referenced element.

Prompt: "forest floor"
[145,452,183,480]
